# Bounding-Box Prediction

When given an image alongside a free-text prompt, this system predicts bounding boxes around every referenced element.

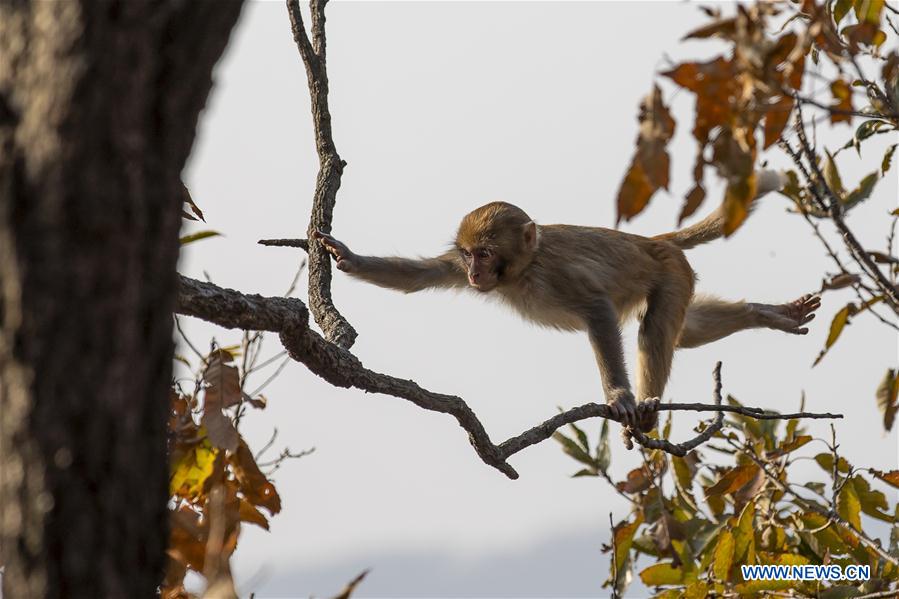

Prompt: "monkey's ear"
[523,221,539,250]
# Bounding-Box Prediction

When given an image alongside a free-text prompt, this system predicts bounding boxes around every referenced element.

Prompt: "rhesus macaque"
[313,171,819,437]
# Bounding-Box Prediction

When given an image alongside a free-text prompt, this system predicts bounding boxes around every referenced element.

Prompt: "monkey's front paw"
[606,388,637,428]
[313,230,358,272]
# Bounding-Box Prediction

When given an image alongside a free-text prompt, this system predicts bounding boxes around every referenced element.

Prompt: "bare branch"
[285,0,357,348]
[176,276,842,478]
[258,238,308,250]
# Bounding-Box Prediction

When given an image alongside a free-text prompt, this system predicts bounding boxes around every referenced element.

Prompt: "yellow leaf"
[712,529,735,581]
[813,304,852,366]
[838,480,862,530]
[639,562,685,586]
[169,438,217,498]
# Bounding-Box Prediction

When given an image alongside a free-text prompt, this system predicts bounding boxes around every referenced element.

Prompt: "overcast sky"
[179,2,898,597]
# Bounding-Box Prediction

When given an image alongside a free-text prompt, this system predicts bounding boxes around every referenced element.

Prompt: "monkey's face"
[459,246,502,292]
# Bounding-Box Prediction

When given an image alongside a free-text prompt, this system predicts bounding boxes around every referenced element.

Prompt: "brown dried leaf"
[875,369,899,431]
[683,18,737,40]
[204,352,242,411]
[238,499,270,530]
[763,95,794,149]
[821,273,861,291]
[616,465,654,494]
[168,507,207,572]
[201,411,239,453]
[616,160,654,225]
[679,185,707,224]
[230,439,282,514]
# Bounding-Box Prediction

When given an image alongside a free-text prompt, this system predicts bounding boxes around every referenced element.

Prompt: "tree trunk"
[0,2,243,596]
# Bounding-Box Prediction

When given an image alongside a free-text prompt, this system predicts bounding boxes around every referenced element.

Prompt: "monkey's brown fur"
[314,179,819,437]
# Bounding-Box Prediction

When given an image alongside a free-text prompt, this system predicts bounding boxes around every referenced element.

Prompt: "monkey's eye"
[460,249,472,259]
[476,249,492,259]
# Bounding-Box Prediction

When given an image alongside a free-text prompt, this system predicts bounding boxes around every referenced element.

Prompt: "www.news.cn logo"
[741,564,871,581]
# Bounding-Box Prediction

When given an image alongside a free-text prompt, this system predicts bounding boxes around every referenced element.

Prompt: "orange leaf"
[229,439,282,514]
[705,464,760,496]
[616,160,654,224]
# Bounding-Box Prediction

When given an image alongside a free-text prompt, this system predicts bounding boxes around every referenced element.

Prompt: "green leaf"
[854,119,887,142]
[851,475,893,522]
[552,432,595,467]
[571,468,598,478]
[842,172,878,209]
[824,151,845,196]
[567,421,590,453]
[596,419,611,472]
[712,529,735,581]
[814,452,852,474]
[882,143,897,176]
[833,0,853,24]
[180,230,222,245]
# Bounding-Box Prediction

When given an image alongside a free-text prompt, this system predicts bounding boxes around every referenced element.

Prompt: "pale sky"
[180,2,898,597]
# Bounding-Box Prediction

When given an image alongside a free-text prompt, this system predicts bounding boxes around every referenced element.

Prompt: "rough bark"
[0,2,243,597]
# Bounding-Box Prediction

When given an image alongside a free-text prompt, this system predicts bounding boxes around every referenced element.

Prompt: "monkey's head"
[455,202,539,292]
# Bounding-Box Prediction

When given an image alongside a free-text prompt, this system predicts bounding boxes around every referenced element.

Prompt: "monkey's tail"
[655,170,788,250]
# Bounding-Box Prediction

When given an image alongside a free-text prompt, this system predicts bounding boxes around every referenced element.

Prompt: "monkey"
[312,170,819,437]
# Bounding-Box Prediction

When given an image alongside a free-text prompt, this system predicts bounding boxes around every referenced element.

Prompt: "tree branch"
[176,276,843,478]
[285,0,357,348]
[789,105,899,312]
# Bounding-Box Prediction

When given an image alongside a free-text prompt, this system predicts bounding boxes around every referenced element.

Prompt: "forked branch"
[286,0,357,348]
[176,276,842,479]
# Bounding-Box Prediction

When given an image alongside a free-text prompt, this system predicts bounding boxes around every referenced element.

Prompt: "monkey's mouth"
[468,280,496,292]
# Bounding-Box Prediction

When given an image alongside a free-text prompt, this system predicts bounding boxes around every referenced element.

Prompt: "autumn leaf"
[617,465,654,494]
[763,95,794,149]
[870,469,899,488]
[705,464,760,497]
[230,439,282,514]
[639,562,686,586]
[238,499,270,530]
[170,437,218,499]
[829,79,854,124]
[875,368,899,431]
[837,480,862,530]
[812,304,852,366]
[678,185,706,224]
[615,86,676,223]
[712,529,735,581]
[182,184,206,222]
[613,514,644,574]
[201,350,242,452]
